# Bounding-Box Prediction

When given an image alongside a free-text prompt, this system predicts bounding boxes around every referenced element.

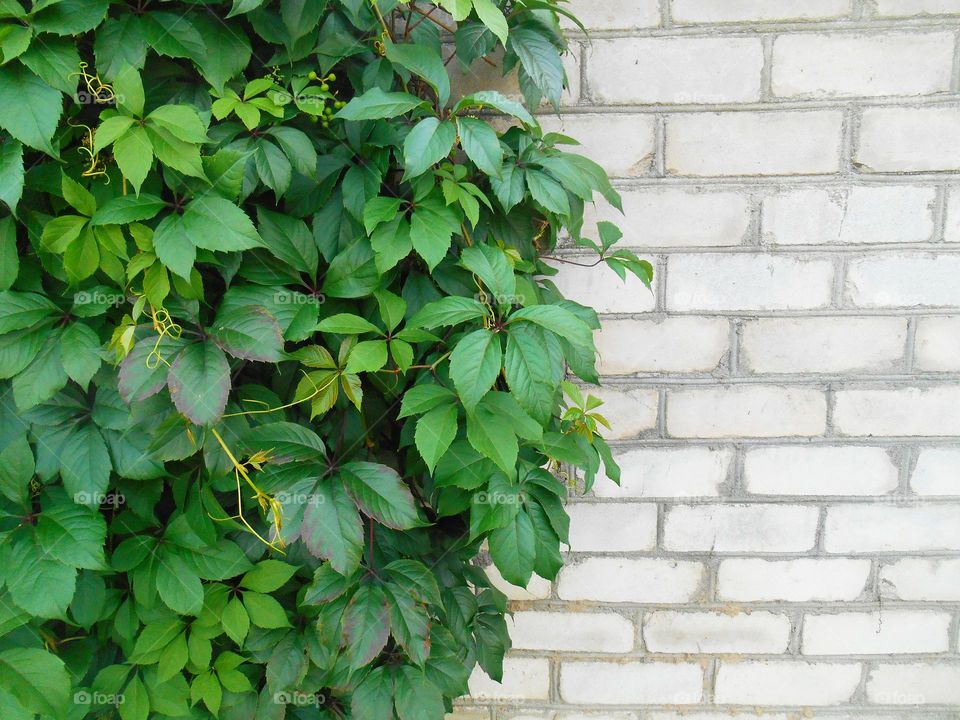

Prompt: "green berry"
[326,73,336,82]
[308,71,319,80]
[320,83,329,92]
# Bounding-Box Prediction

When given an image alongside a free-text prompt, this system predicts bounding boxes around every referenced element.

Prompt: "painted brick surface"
[458,6,960,718]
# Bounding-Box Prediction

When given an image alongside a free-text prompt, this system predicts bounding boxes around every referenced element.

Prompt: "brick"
[557,715,638,720]
[742,317,907,374]
[485,563,552,601]
[643,610,791,653]
[802,610,952,654]
[825,503,960,552]
[594,447,732,499]
[663,504,820,552]
[557,558,705,603]
[667,254,834,312]
[743,446,900,495]
[672,0,851,23]
[566,502,657,552]
[647,714,793,720]
[873,0,960,16]
[761,186,937,245]
[583,387,658,440]
[468,658,550,701]
[772,32,954,98]
[880,558,960,600]
[538,114,655,178]
[858,107,960,172]
[445,711,488,720]
[912,447,960,495]
[589,38,762,105]
[560,661,703,705]
[714,661,861,705]
[946,187,960,241]
[584,189,751,249]
[666,111,843,176]
[508,611,634,653]
[595,317,729,374]
[560,0,661,30]
[667,386,828,438]
[718,558,871,602]
[846,253,960,308]
[834,386,960,436]
[915,316,960,371]
[550,260,655,314]
[867,663,960,705]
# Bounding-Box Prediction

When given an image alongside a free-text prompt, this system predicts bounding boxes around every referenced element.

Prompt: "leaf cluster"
[0,1,651,718]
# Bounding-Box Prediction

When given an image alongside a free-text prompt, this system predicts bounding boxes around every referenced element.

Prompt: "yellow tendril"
[67,119,110,182]
[146,307,183,369]
[69,61,116,104]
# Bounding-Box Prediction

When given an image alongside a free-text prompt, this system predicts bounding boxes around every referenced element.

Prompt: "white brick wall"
[461,6,960,717]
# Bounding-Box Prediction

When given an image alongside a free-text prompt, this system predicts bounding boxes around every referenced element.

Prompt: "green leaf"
[526,168,570,216]
[36,498,108,569]
[243,591,290,628]
[461,244,515,302]
[385,585,430,665]
[113,63,145,116]
[336,87,427,120]
[472,0,509,44]
[92,115,136,154]
[455,90,537,127]
[0,140,23,214]
[156,552,204,615]
[221,597,249,645]
[488,510,536,586]
[409,191,461,270]
[243,422,325,463]
[384,559,443,606]
[342,462,423,529]
[59,424,111,507]
[363,196,403,235]
[209,305,284,362]
[351,666,394,720]
[408,295,488,329]
[30,0,108,35]
[257,206,318,277]
[113,126,153,195]
[147,104,209,143]
[12,333,67,409]
[0,64,62,154]
[152,213,195,280]
[7,547,76,618]
[91,194,166,225]
[509,304,594,348]
[345,339,388,373]
[505,322,556,424]
[0,216,18,289]
[318,313,382,335]
[403,118,456,179]
[0,433,32,504]
[395,666,445,720]
[302,479,364,575]
[167,341,231,426]
[449,328,502,411]
[120,674,149,720]
[458,116,503,177]
[508,22,566,109]
[343,584,390,667]
[183,196,263,252]
[399,384,456,418]
[60,322,101,387]
[240,560,299,592]
[0,648,70,719]
[19,35,79,94]
[385,42,450,106]
[415,403,457,473]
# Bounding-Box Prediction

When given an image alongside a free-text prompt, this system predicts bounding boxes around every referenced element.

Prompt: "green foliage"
[0,0,653,718]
